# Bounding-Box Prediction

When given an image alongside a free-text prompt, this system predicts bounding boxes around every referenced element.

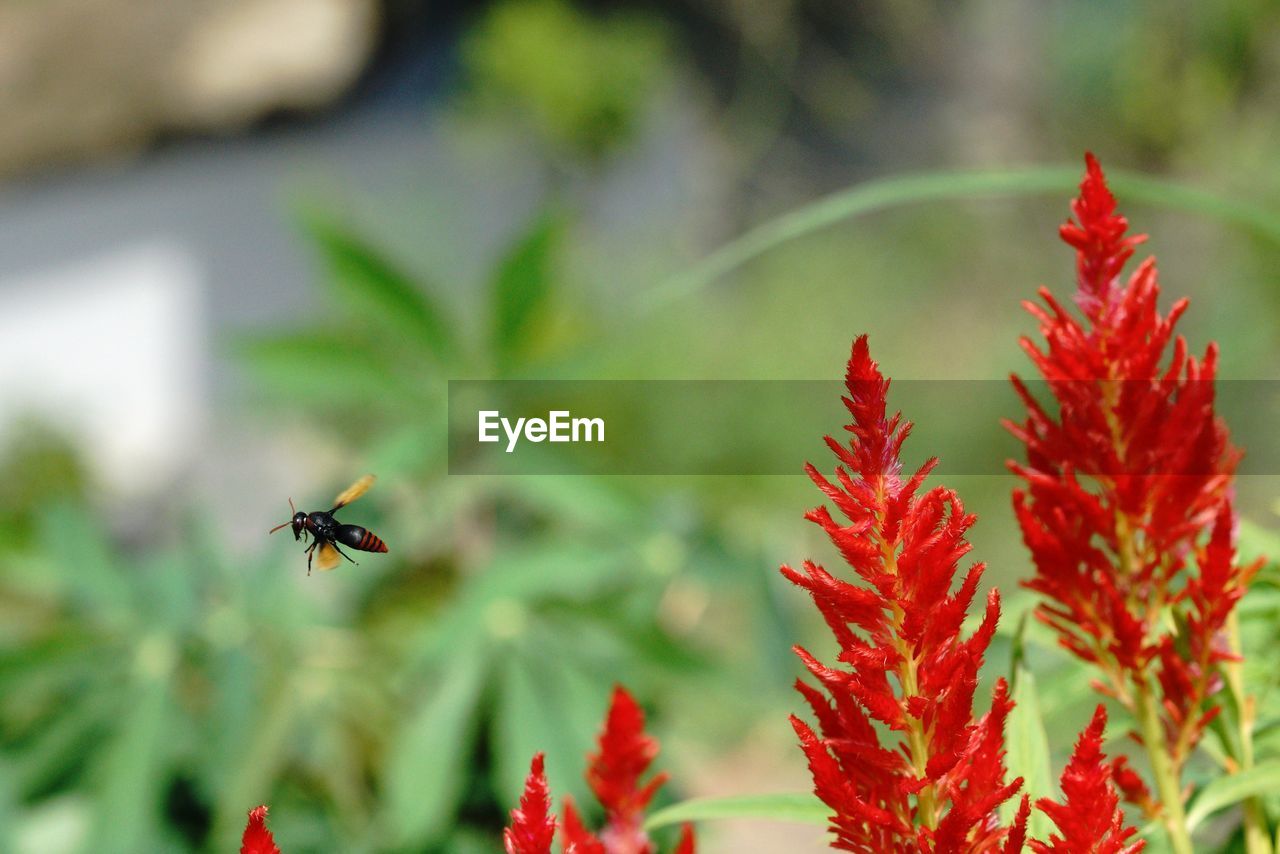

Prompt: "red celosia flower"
[562,805,609,854]
[586,686,668,837]
[783,336,1024,852]
[240,805,281,854]
[561,685,693,854]
[504,685,691,853]
[1031,706,1143,854]
[1008,154,1261,802]
[672,824,696,854]
[506,753,558,854]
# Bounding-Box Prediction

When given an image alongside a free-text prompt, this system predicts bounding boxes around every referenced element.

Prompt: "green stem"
[1227,612,1272,854]
[1135,678,1194,854]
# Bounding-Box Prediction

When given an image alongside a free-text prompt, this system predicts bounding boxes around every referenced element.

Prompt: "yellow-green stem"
[1135,678,1194,854]
[888,587,937,829]
[1226,612,1272,854]
[898,637,938,830]
[875,476,938,831]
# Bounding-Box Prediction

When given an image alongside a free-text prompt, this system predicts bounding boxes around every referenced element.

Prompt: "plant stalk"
[1226,612,1272,854]
[876,478,938,831]
[1135,677,1194,854]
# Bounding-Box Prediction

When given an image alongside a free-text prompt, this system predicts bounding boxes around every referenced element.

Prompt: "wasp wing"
[331,474,375,512]
[314,541,343,572]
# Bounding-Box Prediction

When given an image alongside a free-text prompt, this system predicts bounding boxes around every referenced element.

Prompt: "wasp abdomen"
[336,524,388,553]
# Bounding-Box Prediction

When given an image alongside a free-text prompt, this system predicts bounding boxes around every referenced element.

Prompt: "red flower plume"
[1008,153,1261,811]
[672,824,696,854]
[587,686,668,830]
[783,336,1024,852]
[506,685,690,854]
[1031,706,1143,854]
[561,685,693,854]
[506,753,558,854]
[240,805,281,854]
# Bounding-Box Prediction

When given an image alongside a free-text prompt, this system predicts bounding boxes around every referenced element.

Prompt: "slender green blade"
[491,650,596,811]
[88,676,173,853]
[1003,668,1054,841]
[382,643,489,846]
[645,166,1280,312]
[1185,760,1280,831]
[644,792,830,831]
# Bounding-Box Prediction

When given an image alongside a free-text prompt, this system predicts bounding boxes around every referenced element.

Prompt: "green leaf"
[141,550,200,629]
[382,643,489,846]
[302,215,456,363]
[491,650,597,810]
[1185,760,1280,831]
[39,504,132,618]
[446,827,503,854]
[495,476,635,529]
[88,676,172,853]
[409,543,632,675]
[644,792,830,831]
[492,654,551,805]
[469,542,632,605]
[367,422,448,480]
[1238,520,1280,567]
[644,166,1280,313]
[235,332,401,403]
[208,675,300,848]
[0,762,18,853]
[491,214,561,370]
[1003,668,1054,841]
[12,686,117,795]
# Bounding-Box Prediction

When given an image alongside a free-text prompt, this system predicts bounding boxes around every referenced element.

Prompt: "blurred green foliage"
[0,423,88,549]
[461,0,670,159]
[1046,0,1280,163]
[2,1,1280,851]
[235,208,794,849]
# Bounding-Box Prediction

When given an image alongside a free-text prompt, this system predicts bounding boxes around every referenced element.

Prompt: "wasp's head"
[269,498,309,541]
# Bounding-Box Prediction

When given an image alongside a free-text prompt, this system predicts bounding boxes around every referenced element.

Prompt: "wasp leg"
[305,540,318,575]
[332,543,358,565]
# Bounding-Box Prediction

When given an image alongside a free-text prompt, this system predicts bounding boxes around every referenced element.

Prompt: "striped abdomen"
[336,524,389,553]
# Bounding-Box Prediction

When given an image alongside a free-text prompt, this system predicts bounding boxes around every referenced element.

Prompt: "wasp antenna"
[288,497,296,514]
[269,520,292,534]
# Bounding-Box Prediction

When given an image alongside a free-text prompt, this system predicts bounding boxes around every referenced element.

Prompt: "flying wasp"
[270,474,388,574]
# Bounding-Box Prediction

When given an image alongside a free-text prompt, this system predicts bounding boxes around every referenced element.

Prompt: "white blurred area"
[0,244,205,496]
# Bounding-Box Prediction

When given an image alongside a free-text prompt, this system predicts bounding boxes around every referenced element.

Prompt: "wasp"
[270,474,388,574]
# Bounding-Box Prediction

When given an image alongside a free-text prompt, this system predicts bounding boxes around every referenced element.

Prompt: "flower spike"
[1010,153,1261,852]
[784,336,1023,851]
[506,753,557,854]
[1031,706,1143,854]
[240,805,281,854]
[547,684,693,854]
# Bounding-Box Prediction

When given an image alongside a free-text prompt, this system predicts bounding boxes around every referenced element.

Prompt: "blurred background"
[2,1,1280,851]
